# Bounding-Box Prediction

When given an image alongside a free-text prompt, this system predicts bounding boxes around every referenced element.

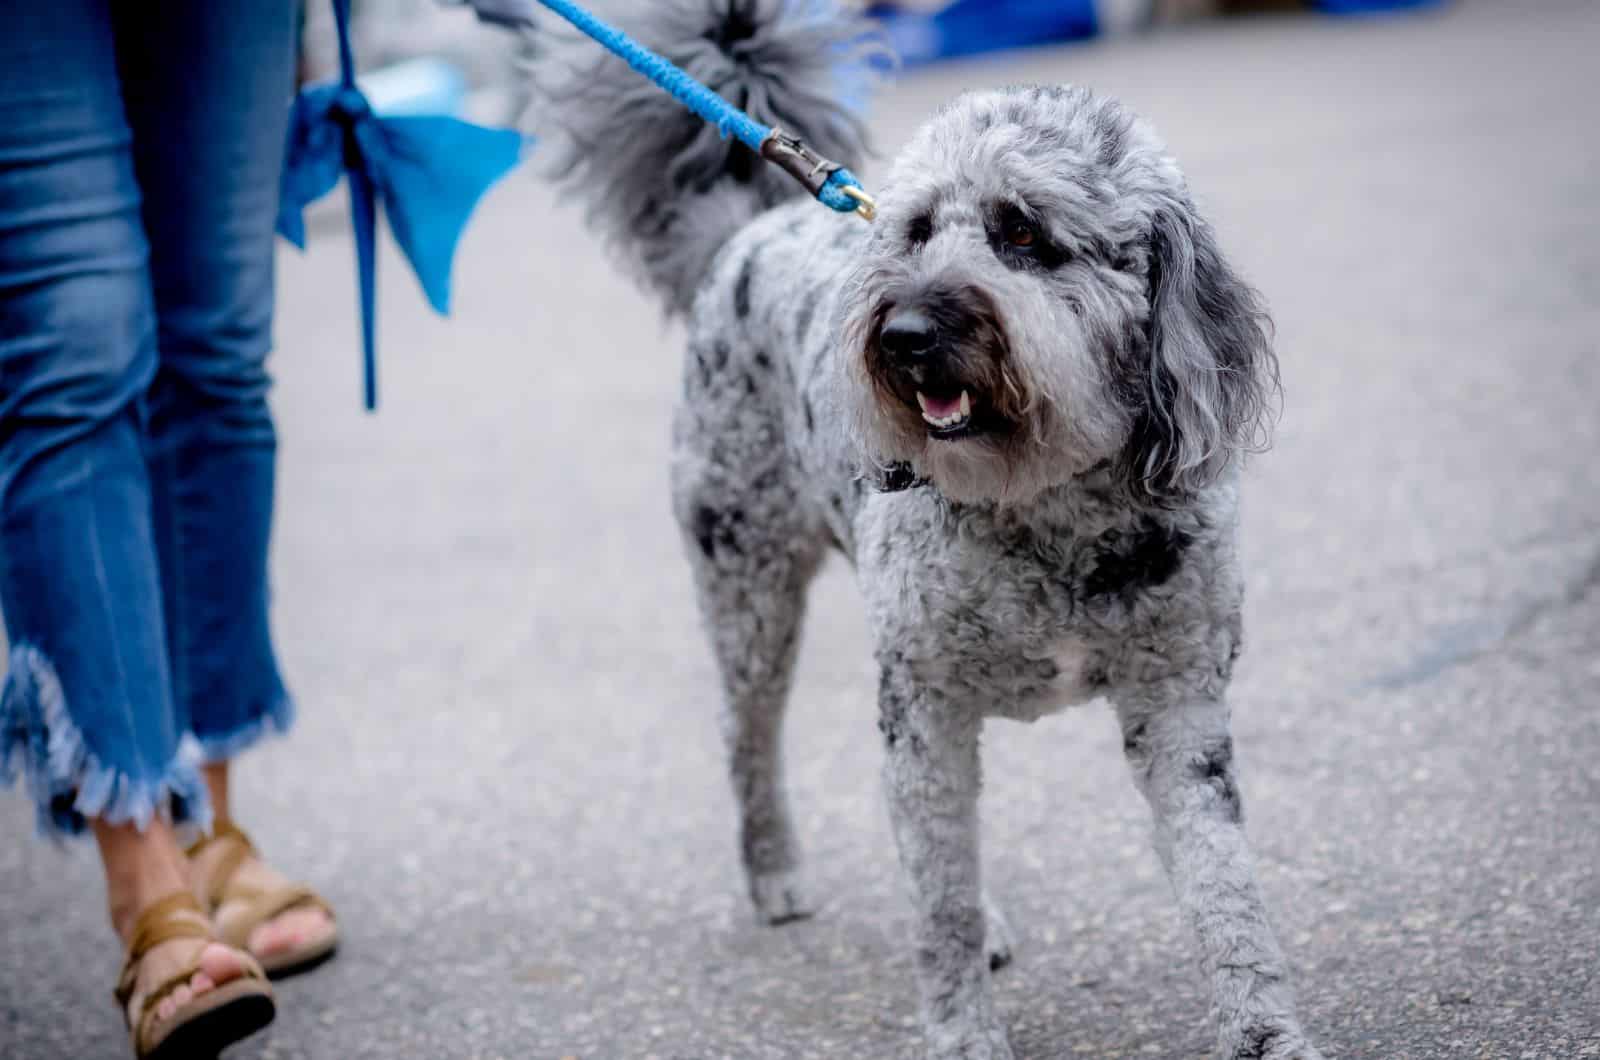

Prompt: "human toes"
[248,907,332,957]
[195,941,248,986]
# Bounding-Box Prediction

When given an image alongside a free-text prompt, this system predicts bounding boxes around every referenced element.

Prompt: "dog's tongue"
[918,392,965,419]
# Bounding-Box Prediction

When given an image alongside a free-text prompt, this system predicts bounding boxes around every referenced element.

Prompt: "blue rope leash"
[534,0,876,220]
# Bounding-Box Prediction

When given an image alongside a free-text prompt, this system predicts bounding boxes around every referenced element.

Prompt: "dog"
[532,3,1323,1057]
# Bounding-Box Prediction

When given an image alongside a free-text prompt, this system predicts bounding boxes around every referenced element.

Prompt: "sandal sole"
[141,978,276,1060]
[261,933,339,980]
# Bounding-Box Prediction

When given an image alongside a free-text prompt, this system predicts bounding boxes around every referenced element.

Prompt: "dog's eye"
[991,205,1065,270]
[1004,218,1037,248]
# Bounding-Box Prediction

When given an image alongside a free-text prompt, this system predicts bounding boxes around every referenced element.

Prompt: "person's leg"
[0,0,200,850]
[114,0,294,774]
[0,0,264,1042]
[112,0,333,964]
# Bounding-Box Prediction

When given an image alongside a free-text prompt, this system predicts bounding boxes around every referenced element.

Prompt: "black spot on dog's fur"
[706,3,758,47]
[1192,738,1242,823]
[691,505,746,560]
[794,287,821,338]
[734,255,755,319]
[1232,1023,1288,1060]
[753,350,772,371]
[1084,520,1191,598]
[876,657,927,753]
[1122,720,1147,755]
[690,505,718,558]
[908,212,935,247]
[877,667,906,748]
[802,395,816,433]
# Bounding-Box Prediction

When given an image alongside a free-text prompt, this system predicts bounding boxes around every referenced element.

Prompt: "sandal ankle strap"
[186,822,258,910]
[114,891,212,1008]
[184,820,256,859]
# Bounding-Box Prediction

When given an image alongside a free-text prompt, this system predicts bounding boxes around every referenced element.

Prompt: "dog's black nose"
[879,309,938,362]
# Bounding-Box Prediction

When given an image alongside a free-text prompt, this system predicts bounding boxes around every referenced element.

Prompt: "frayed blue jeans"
[0,1,297,837]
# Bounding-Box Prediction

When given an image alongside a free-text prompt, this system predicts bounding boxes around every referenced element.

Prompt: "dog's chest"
[988,634,1105,722]
[860,518,1117,720]
[854,488,1197,720]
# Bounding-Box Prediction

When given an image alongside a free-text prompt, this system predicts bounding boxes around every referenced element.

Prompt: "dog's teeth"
[919,393,974,431]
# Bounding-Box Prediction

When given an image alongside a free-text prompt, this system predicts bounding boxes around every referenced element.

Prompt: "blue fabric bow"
[277,0,525,410]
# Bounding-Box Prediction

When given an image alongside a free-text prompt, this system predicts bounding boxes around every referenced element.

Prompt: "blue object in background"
[867,0,1102,65]
[870,0,1449,65]
[1314,0,1446,13]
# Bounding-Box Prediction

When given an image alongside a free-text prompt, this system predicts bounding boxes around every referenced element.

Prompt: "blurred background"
[3,1,1597,1058]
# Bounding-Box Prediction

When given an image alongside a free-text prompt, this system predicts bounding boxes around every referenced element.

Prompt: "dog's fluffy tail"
[527,0,878,315]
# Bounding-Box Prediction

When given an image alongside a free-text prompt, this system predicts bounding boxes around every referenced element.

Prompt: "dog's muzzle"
[872,289,1006,440]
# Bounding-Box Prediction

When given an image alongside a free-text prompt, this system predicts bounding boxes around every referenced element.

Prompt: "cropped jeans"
[0,1,297,836]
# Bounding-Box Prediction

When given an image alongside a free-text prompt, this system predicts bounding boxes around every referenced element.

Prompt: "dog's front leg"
[1119,697,1323,1060]
[880,670,1012,1060]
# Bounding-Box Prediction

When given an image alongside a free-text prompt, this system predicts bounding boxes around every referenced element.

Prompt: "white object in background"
[358,57,469,118]
[1098,0,1157,33]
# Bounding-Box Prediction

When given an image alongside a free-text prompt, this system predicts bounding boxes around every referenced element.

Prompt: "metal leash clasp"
[839,184,877,222]
[760,128,876,222]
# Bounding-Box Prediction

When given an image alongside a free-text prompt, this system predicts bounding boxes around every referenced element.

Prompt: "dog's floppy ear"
[1124,202,1279,500]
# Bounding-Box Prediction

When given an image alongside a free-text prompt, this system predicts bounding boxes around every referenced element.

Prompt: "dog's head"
[839,85,1278,505]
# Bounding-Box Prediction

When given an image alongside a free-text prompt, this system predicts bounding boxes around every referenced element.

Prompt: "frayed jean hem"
[193,692,295,765]
[1,644,212,840]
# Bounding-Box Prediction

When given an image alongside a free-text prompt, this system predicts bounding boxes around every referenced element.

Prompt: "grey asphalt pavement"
[3,2,1598,1058]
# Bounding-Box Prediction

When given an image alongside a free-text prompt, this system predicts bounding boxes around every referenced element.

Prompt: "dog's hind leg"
[1117,697,1324,1060]
[674,430,825,925]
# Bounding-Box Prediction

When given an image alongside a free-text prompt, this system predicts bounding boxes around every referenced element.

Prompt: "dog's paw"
[982,894,1016,971]
[926,1017,1015,1060]
[1229,1021,1326,1060]
[748,869,814,925]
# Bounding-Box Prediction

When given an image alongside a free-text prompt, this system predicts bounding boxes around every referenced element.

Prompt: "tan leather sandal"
[114,891,275,1060]
[187,821,339,979]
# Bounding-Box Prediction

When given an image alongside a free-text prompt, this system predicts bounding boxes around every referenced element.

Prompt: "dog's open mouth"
[916,388,976,439]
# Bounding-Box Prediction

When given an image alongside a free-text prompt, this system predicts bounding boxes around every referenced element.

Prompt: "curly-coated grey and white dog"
[534,3,1323,1057]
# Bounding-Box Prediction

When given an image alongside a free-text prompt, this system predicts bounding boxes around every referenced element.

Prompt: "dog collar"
[873,462,930,493]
